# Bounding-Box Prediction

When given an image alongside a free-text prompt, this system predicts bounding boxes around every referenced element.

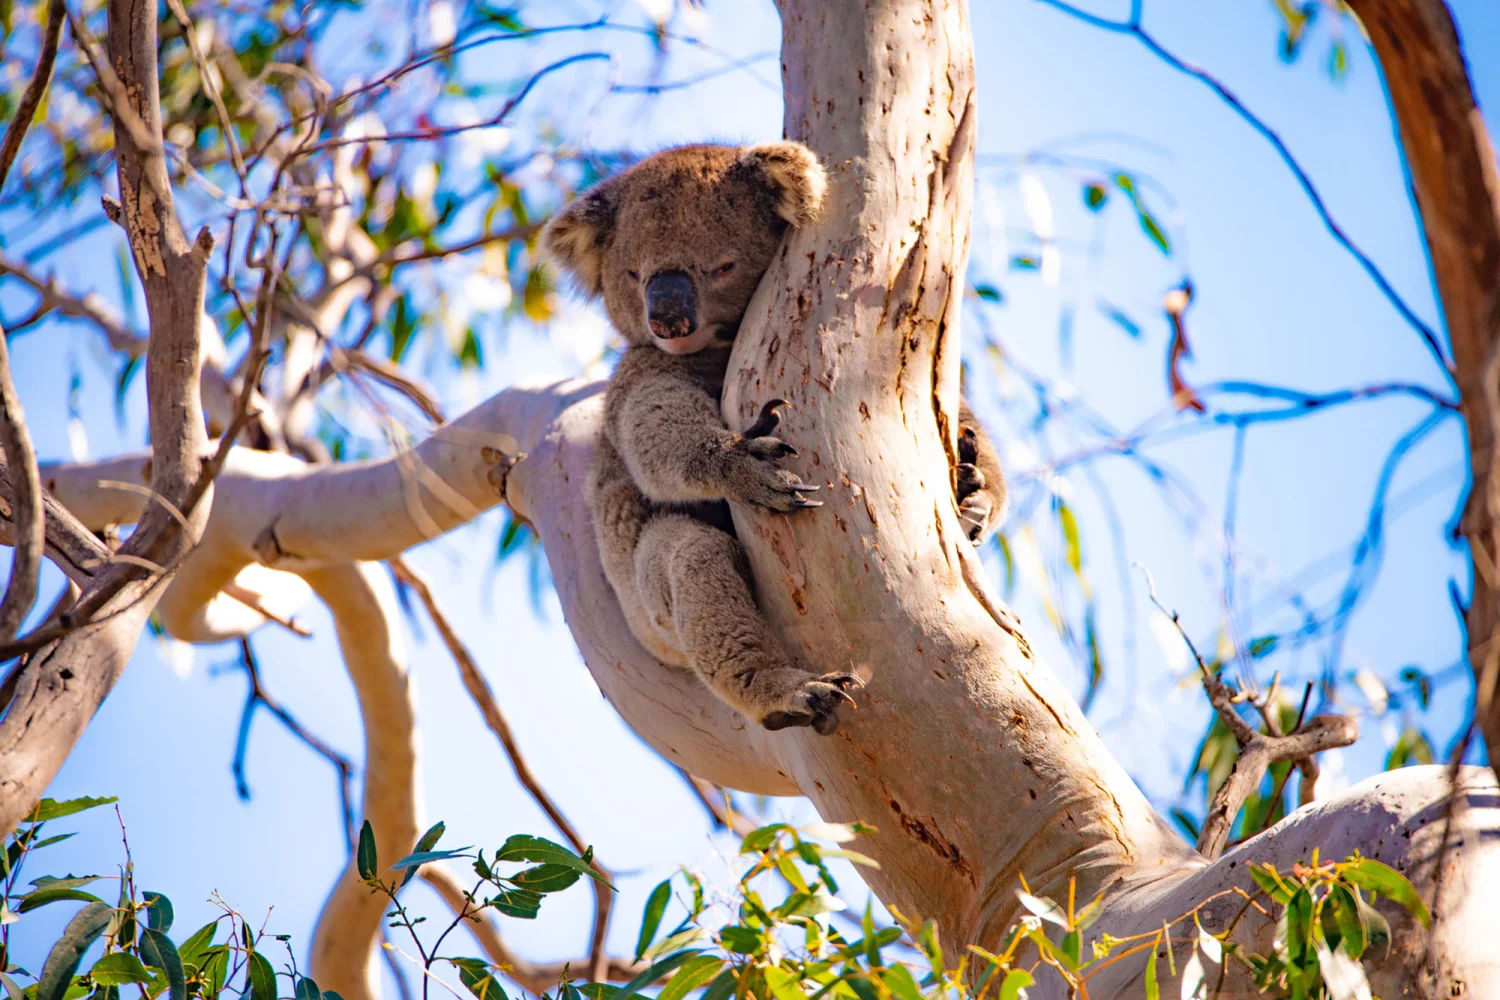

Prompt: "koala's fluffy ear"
[541,181,619,297]
[739,142,827,229]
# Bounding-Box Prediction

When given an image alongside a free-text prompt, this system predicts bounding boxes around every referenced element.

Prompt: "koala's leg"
[587,438,689,668]
[633,513,861,734]
[956,397,1008,545]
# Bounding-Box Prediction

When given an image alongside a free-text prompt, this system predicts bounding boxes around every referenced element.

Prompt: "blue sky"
[6,0,1499,987]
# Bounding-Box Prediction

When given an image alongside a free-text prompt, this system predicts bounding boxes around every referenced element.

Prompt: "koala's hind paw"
[955,461,993,541]
[761,672,864,735]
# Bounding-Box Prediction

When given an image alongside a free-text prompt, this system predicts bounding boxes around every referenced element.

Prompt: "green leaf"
[247,951,277,1000]
[17,888,105,913]
[495,836,607,886]
[36,901,112,1000]
[973,284,1003,303]
[1098,302,1140,338]
[143,892,173,934]
[1111,173,1171,255]
[1083,183,1108,211]
[1144,945,1159,1000]
[698,970,736,1000]
[1384,727,1435,770]
[611,950,702,1000]
[738,824,789,854]
[176,921,220,968]
[879,967,921,1000]
[114,354,142,430]
[634,879,673,961]
[295,977,321,1000]
[655,956,723,1000]
[141,928,186,1000]
[1285,887,1313,969]
[998,969,1033,1000]
[356,821,378,883]
[458,328,483,369]
[1057,502,1083,577]
[449,961,508,1000]
[1060,929,1081,970]
[201,948,229,998]
[1249,863,1293,905]
[1342,858,1430,928]
[88,954,153,986]
[719,925,762,955]
[31,875,102,893]
[25,798,117,824]
[399,822,448,888]
[487,888,542,920]
[510,863,580,893]
[1328,884,1366,959]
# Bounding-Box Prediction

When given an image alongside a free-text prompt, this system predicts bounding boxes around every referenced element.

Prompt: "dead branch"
[387,555,614,982]
[1143,574,1357,859]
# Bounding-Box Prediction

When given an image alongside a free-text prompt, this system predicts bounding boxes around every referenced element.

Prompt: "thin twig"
[232,637,357,848]
[386,555,614,982]
[1033,0,1451,376]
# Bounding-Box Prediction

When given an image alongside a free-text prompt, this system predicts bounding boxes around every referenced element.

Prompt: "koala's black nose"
[646,270,697,340]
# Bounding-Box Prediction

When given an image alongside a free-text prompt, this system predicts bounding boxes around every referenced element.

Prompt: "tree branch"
[0,0,65,191]
[0,0,214,838]
[0,331,44,643]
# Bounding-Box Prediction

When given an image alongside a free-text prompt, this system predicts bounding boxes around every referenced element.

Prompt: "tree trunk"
[1343,0,1500,785]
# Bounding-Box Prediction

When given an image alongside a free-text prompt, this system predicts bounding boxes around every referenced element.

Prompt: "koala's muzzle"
[646,271,697,341]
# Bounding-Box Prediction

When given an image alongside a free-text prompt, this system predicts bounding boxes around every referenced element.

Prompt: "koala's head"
[542,142,826,355]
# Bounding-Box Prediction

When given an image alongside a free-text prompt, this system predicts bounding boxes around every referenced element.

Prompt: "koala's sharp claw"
[744,398,790,439]
[792,498,824,509]
[792,482,820,493]
[777,442,799,458]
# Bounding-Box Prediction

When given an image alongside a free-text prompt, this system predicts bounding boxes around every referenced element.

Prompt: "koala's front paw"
[723,399,823,512]
[761,672,864,735]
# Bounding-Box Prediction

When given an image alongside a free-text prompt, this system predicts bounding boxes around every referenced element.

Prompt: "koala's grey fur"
[543,142,1007,735]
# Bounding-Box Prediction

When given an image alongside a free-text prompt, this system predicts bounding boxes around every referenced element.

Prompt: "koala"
[543,142,1006,735]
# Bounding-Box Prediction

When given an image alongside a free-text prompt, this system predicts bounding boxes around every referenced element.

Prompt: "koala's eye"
[712,261,736,280]
[627,270,641,282]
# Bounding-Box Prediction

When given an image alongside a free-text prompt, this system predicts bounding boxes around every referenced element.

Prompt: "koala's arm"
[956,397,1008,545]
[605,347,819,512]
